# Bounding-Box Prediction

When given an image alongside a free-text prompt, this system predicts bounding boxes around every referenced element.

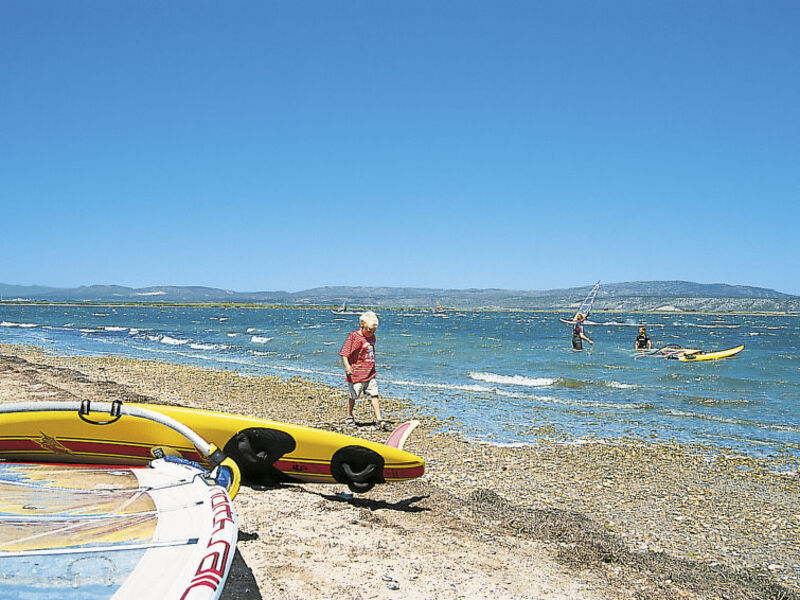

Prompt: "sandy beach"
[1,343,798,600]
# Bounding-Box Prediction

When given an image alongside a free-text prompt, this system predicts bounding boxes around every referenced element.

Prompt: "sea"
[1,304,798,458]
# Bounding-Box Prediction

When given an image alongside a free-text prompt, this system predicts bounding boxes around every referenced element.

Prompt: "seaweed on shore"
[464,488,799,600]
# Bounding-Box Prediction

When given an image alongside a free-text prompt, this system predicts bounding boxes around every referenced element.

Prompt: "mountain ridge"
[1,281,798,312]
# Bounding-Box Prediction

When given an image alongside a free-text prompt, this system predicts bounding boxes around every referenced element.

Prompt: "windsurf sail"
[560,281,600,324]
[332,300,358,315]
[574,281,600,320]
[435,300,445,313]
[633,344,708,360]
[633,344,687,359]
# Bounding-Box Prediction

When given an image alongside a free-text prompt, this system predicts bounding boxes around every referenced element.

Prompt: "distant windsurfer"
[634,326,652,350]
[572,314,593,350]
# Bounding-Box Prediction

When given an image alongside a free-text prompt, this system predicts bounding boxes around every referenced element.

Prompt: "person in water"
[339,311,390,431]
[572,313,593,350]
[634,326,652,350]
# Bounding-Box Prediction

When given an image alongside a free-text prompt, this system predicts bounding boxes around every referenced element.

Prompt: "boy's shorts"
[348,378,379,400]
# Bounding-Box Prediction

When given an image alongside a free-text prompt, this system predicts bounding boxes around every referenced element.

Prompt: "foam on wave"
[468,371,556,387]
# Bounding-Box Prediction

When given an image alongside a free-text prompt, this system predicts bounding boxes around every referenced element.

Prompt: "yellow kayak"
[0,401,424,493]
[677,344,745,362]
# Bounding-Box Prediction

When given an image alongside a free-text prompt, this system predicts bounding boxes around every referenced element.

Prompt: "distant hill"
[0,284,290,304]
[1,281,798,312]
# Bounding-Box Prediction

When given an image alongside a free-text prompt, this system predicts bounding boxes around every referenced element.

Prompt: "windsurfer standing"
[572,313,593,350]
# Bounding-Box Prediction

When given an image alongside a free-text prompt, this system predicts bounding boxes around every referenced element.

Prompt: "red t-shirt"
[339,330,376,383]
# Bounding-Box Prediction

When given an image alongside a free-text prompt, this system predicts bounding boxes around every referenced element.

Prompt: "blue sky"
[1,2,798,294]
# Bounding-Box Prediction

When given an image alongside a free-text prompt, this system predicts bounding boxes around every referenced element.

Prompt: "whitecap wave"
[251,336,273,344]
[468,371,556,387]
[160,336,189,346]
[605,381,637,390]
[674,322,741,329]
[391,378,489,392]
[388,378,523,397]
[1,321,38,328]
[387,377,650,410]
[246,328,260,334]
[103,326,128,332]
[189,343,222,351]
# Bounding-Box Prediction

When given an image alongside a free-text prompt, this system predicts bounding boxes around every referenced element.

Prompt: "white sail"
[574,281,600,320]
[332,299,361,315]
[559,281,600,325]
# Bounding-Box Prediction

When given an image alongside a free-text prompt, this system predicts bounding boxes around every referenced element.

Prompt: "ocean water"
[1,305,798,457]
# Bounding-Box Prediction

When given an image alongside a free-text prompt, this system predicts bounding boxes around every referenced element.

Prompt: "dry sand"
[1,343,798,600]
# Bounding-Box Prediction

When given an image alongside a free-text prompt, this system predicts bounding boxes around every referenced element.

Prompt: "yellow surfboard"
[677,344,745,362]
[0,401,424,493]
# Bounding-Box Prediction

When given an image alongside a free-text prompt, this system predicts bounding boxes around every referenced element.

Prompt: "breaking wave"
[468,371,556,387]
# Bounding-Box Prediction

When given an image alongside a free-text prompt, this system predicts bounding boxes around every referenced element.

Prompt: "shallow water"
[1,305,798,457]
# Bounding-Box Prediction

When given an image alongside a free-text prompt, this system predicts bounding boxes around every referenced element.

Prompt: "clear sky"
[1,2,798,294]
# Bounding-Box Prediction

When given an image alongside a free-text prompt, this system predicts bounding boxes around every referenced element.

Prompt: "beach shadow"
[220,548,263,600]
[242,481,430,513]
[314,489,431,513]
[244,481,287,492]
[238,530,259,542]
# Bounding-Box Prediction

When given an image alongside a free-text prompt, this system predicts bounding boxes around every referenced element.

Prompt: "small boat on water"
[432,300,449,318]
[331,300,362,315]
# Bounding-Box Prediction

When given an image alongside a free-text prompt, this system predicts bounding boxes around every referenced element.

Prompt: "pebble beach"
[1,343,798,600]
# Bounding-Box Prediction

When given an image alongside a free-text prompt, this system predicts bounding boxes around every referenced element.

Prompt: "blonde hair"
[359,311,379,329]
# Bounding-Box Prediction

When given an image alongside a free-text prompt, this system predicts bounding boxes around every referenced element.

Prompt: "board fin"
[385,420,420,451]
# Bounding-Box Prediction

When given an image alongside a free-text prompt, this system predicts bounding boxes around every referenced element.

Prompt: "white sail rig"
[332,300,361,315]
[559,281,601,325]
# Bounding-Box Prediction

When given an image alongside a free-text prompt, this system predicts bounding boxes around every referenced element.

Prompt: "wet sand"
[1,343,798,600]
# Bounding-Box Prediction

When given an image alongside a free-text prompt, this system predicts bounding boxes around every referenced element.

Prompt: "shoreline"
[1,300,795,316]
[1,342,798,599]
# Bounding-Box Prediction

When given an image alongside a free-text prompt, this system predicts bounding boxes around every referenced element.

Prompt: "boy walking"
[339,311,390,430]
